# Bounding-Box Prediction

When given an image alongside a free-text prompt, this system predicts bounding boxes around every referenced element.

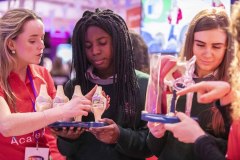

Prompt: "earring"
[11,50,16,54]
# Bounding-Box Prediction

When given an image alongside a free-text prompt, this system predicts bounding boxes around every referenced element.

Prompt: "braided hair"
[71,9,138,126]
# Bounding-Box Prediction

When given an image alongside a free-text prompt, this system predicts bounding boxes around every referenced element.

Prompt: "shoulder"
[135,70,149,94]
[135,70,149,85]
[135,70,149,79]
[29,64,50,77]
[29,64,55,88]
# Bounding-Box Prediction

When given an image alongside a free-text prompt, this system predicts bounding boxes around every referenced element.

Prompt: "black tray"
[48,121,106,129]
[141,112,198,123]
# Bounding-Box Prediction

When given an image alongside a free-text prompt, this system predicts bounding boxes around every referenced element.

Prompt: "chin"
[32,60,41,65]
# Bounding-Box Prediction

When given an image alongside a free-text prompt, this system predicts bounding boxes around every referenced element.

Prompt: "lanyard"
[27,67,37,111]
[27,66,45,149]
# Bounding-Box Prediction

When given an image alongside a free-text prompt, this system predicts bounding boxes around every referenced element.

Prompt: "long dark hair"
[71,9,138,126]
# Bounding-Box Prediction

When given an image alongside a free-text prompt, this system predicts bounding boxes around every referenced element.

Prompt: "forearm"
[194,135,225,160]
[0,107,63,137]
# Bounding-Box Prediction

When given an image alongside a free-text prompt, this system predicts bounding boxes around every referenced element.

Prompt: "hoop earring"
[11,50,16,54]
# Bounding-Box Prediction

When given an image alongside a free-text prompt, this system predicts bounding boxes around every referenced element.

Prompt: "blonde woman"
[0,9,93,160]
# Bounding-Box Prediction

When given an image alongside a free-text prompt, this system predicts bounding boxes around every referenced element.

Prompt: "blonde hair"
[229,2,240,120]
[0,8,41,111]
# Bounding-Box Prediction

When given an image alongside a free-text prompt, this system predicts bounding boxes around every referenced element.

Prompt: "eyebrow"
[85,36,108,42]
[29,34,44,38]
[194,40,225,45]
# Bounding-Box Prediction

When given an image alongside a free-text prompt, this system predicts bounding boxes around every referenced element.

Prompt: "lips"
[37,54,43,57]
[199,59,213,65]
[93,59,104,65]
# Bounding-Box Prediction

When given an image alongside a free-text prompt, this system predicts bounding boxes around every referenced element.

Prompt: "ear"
[7,39,16,51]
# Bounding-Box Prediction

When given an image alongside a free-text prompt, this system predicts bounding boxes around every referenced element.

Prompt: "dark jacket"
[57,70,152,160]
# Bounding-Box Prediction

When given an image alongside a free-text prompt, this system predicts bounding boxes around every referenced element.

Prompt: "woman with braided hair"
[56,9,152,160]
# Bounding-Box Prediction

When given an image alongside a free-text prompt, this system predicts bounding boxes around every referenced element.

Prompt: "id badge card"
[25,147,49,160]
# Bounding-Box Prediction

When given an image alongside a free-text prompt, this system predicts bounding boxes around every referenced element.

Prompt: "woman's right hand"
[62,96,92,119]
[147,122,166,138]
[177,81,232,105]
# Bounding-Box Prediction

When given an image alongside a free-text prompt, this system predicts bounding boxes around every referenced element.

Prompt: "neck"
[94,69,114,79]
[13,65,28,82]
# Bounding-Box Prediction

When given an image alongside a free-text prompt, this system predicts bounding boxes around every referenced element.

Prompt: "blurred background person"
[130,30,150,74]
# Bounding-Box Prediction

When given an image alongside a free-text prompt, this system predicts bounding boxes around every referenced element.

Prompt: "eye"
[212,44,224,49]
[29,40,36,44]
[196,43,204,47]
[99,40,107,46]
[85,43,92,49]
[213,46,221,49]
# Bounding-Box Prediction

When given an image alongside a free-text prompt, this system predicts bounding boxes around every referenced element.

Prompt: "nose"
[38,40,45,53]
[92,44,100,56]
[204,47,213,57]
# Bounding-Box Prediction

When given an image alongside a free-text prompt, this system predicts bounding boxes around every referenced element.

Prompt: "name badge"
[25,147,49,160]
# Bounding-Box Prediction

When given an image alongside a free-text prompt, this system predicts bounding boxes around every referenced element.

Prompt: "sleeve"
[114,71,152,158]
[146,132,168,157]
[194,134,225,160]
[115,125,152,158]
[57,136,82,156]
[200,101,229,157]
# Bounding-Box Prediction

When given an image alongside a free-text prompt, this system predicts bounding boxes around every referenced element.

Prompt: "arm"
[165,112,227,160]
[115,125,152,158]
[194,135,225,160]
[0,96,91,137]
[177,81,231,104]
[113,71,152,158]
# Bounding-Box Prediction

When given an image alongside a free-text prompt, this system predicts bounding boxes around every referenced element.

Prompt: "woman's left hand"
[88,118,120,144]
